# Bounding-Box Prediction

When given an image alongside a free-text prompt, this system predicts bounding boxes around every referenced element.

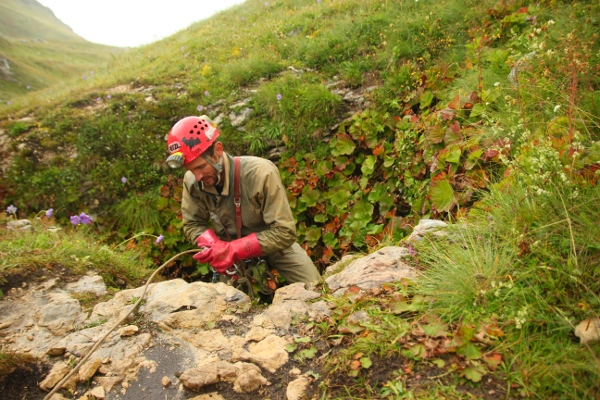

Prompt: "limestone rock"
[66,274,108,297]
[78,358,103,382]
[247,334,290,373]
[575,317,600,344]
[117,325,138,337]
[287,376,311,400]
[273,282,321,304]
[232,362,267,393]
[325,246,418,294]
[40,361,71,391]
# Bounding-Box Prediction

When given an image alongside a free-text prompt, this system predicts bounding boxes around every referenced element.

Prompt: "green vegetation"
[0,0,599,397]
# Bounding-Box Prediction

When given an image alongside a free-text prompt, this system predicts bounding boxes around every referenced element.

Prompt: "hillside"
[0,0,599,398]
[0,0,124,101]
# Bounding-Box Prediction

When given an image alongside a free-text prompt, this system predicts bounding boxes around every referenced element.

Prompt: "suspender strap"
[234,156,242,239]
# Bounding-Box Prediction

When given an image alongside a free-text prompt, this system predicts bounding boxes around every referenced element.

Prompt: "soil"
[0,361,51,400]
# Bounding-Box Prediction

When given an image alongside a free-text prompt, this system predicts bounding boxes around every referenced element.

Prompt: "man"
[166,115,320,284]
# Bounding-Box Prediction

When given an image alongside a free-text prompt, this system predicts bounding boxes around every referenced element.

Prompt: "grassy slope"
[0,0,599,397]
[0,0,124,101]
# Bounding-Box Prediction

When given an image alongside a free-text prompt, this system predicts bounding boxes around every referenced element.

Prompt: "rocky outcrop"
[0,245,417,398]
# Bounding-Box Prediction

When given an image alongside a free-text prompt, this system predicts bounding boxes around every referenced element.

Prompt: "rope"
[43,249,201,400]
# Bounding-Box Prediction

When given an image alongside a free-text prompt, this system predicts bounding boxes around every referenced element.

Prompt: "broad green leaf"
[314,213,328,223]
[463,364,487,382]
[156,197,169,210]
[457,343,482,360]
[361,155,377,176]
[331,189,352,209]
[316,160,333,176]
[420,91,434,108]
[300,187,320,207]
[446,146,462,164]
[368,183,387,203]
[286,344,298,352]
[360,357,373,369]
[470,103,486,118]
[295,346,318,360]
[432,359,446,368]
[305,226,321,247]
[429,178,455,212]
[379,194,394,214]
[295,337,312,343]
[334,134,356,155]
[322,231,339,248]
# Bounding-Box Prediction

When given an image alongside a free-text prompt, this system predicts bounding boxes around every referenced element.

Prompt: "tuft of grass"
[0,219,153,289]
[0,351,36,382]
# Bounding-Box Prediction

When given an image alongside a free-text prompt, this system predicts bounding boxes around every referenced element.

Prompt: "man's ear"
[213,142,224,158]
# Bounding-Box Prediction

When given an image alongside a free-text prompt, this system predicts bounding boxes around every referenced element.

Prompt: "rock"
[575,317,600,344]
[252,300,309,330]
[228,108,253,127]
[66,274,108,297]
[244,326,273,343]
[78,358,103,382]
[162,376,172,386]
[93,376,122,392]
[308,300,332,321]
[232,362,267,393]
[272,282,321,304]
[0,322,12,329]
[405,219,449,242]
[247,334,289,373]
[36,292,85,335]
[39,361,71,391]
[47,347,67,357]
[87,385,105,399]
[325,246,418,294]
[7,219,32,231]
[118,325,139,337]
[287,376,311,400]
[179,365,220,391]
[189,394,225,400]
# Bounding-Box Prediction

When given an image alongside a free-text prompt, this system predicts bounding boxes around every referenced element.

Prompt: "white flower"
[554,105,561,112]
[494,82,500,87]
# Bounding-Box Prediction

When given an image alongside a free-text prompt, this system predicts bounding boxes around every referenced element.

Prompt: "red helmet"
[166,115,220,168]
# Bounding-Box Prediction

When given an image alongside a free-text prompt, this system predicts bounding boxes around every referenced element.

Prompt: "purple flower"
[82,75,87,80]
[6,204,17,214]
[155,234,165,244]
[121,177,127,183]
[107,94,112,99]
[79,212,92,225]
[197,105,204,111]
[70,215,81,225]
[204,91,209,96]
[276,93,282,101]
[46,208,53,218]
[7,101,11,105]
[408,245,416,256]
[241,17,245,21]
[96,97,101,102]
[317,0,321,3]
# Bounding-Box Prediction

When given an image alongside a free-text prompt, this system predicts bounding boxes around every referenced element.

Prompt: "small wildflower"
[27,85,31,90]
[554,105,561,112]
[82,75,87,80]
[90,71,94,75]
[70,215,81,225]
[264,2,268,6]
[6,204,17,214]
[317,0,321,3]
[276,93,282,101]
[197,105,204,111]
[107,94,112,99]
[45,208,53,218]
[494,82,500,87]
[204,90,209,96]
[156,234,165,244]
[96,97,101,102]
[7,101,11,105]
[79,212,92,225]
[121,177,127,183]
[241,17,245,21]
[181,46,185,52]
[408,245,416,256]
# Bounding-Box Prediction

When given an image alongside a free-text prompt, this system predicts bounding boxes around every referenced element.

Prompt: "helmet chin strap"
[202,154,224,186]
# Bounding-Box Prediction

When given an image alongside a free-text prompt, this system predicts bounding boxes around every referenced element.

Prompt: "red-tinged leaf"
[353,352,364,359]
[348,285,361,293]
[484,353,503,370]
[448,95,461,110]
[484,148,500,160]
[266,279,277,290]
[411,115,419,123]
[517,6,528,13]
[441,108,455,120]
[450,121,461,133]
[349,360,361,370]
[373,144,385,156]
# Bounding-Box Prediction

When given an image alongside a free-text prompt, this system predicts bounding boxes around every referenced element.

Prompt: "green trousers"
[265,242,321,284]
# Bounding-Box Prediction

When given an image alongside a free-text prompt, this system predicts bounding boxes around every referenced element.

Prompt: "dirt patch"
[0,360,51,400]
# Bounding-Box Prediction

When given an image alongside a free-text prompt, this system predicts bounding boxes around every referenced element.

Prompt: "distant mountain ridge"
[0,0,122,101]
[0,0,82,41]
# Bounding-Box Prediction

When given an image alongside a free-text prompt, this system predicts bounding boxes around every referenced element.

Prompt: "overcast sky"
[37,0,246,47]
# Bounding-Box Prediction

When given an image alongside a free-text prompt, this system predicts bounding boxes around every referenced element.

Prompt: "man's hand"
[196,229,219,249]
[193,233,263,273]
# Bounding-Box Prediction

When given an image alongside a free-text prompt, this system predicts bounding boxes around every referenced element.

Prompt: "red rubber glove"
[196,229,219,249]
[200,233,263,273]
